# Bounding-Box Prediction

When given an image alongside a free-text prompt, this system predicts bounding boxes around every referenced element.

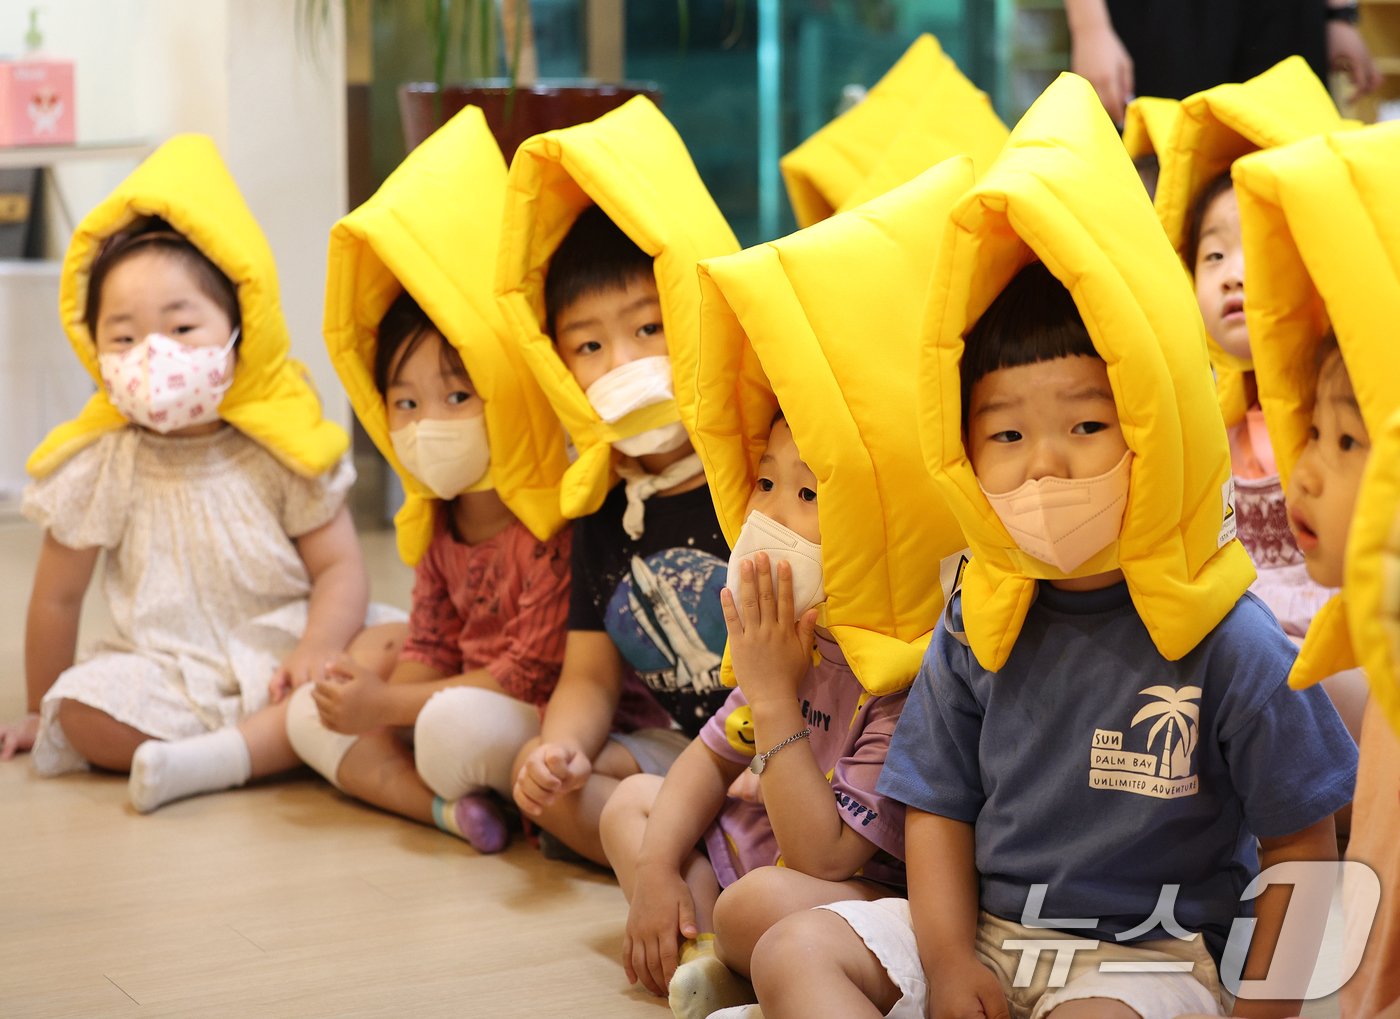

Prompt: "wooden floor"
[0,519,665,1018]
[0,517,1347,1018]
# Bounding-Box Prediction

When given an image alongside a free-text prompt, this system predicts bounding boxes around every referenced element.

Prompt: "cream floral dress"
[23,426,397,775]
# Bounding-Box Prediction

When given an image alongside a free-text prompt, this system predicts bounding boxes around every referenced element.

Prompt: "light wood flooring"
[0,520,663,1018]
[0,517,1347,1018]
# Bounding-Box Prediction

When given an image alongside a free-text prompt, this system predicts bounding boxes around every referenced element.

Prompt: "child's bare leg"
[511,736,639,866]
[238,699,298,777]
[1046,1001,1139,1018]
[334,729,434,824]
[57,699,151,772]
[346,622,406,678]
[600,773,722,931]
[600,772,739,1015]
[713,866,891,977]
[751,908,897,1019]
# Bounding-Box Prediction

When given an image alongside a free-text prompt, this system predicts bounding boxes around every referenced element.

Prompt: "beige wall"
[0,0,349,430]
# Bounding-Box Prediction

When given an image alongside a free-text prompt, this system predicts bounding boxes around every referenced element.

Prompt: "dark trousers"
[1106,0,1328,99]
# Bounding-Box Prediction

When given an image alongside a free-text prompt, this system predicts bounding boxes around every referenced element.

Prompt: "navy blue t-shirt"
[879,581,1357,963]
[568,479,730,737]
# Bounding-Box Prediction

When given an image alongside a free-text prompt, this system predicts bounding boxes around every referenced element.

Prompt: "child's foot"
[432,793,509,853]
[128,728,252,814]
[668,935,756,1019]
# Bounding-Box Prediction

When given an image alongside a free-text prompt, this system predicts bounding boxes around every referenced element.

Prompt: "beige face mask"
[390,416,492,500]
[981,450,1133,574]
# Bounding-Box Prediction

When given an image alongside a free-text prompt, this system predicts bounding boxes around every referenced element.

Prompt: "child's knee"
[714,867,788,950]
[599,771,661,842]
[415,688,535,798]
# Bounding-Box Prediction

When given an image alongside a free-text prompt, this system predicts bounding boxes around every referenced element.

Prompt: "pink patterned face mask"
[98,330,238,433]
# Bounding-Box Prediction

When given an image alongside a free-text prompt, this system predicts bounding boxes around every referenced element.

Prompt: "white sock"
[129,728,252,814]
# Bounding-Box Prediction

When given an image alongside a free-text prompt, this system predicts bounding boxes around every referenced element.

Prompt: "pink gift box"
[0,59,75,147]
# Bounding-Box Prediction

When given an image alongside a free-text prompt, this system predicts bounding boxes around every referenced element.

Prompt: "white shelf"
[0,141,149,170]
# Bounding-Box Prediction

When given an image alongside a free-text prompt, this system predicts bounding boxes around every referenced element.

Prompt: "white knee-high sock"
[129,728,252,814]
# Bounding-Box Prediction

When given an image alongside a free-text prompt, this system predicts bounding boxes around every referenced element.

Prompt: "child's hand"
[928,954,1010,1019]
[0,713,39,760]
[512,742,592,818]
[270,641,339,701]
[720,553,818,712]
[624,862,699,996]
[311,656,389,735]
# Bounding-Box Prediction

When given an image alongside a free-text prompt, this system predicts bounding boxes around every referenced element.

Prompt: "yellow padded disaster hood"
[1122,96,1179,162]
[1234,122,1400,691]
[1154,57,1349,427]
[30,134,347,479]
[325,106,568,566]
[780,34,1007,228]
[496,95,739,520]
[1348,408,1400,739]
[920,73,1255,673]
[691,157,974,696]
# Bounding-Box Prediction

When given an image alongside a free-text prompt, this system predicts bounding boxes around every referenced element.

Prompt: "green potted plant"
[300,0,661,156]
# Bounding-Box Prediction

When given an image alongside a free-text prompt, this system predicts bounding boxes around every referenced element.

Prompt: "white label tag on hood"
[939,547,971,605]
[1218,478,1238,549]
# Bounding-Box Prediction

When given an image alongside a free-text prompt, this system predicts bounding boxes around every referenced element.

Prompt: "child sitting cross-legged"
[743,75,1357,1019]
[599,412,907,1019]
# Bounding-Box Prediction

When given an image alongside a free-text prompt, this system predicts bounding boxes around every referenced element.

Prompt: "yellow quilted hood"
[780,34,1007,228]
[495,96,739,519]
[325,106,568,565]
[30,134,347,479]
[690,158,974,696]
[920,73,1255,673]
[1122,96,1179,161]
[1234,122,1400,692]
[1154,57,1349,427]
[1347,408,1400,739]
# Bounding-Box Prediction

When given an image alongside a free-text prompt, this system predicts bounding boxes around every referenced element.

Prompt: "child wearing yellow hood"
[1232,121,1400,1019]
[741,75,1355,1019]
[0,137,393,801]
[498,99,738,865]
[1157,58,1347,647]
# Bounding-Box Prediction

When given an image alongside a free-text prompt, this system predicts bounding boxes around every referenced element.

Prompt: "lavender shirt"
[698,633,908,889]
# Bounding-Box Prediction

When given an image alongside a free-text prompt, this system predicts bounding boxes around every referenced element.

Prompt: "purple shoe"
[454,794,509,854]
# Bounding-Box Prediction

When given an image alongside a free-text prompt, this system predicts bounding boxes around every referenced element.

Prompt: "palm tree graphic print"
[1087,686,1203,799]
[1131,686,1202,780]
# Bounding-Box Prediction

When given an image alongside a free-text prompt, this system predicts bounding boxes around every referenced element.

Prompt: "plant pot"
[397,78,663,157]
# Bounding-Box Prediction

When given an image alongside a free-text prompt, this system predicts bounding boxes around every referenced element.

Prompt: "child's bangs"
[959,261,1098,422]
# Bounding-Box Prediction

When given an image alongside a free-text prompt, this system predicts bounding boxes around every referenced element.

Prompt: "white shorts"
[819,898,1225,1019]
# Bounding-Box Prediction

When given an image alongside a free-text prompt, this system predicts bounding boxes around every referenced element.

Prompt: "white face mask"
[981,450,1133,574]
[725,510,826,625]
[584,355,690,457]
[98,329,238,433]
[390,416,492,500]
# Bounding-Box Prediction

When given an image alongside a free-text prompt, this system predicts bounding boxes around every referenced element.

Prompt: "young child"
[1155,57,1346,644]
[1232,121,1400,1018]
[0,136,386,793]
[497,98,740,865]
[743,74,1356,1019]
[604,155,974,1019]
[599,415,906,1015]
[284,292,571,851]
[279,105,577,851]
